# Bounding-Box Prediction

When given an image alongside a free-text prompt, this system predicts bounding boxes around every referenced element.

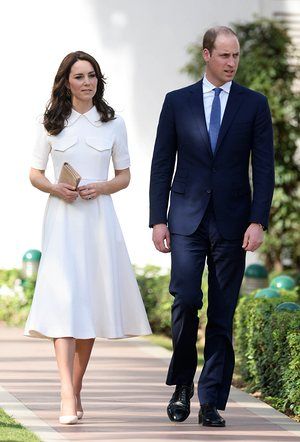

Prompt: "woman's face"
[67,60,98,105]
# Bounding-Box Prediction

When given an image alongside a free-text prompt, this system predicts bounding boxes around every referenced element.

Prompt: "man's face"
[203,34,240,86]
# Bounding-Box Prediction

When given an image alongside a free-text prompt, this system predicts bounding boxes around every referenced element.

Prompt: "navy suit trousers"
[167,201,246,410]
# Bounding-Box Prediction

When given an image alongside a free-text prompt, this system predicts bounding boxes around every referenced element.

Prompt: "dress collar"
[66,105,102,127]
[203,73,232,94]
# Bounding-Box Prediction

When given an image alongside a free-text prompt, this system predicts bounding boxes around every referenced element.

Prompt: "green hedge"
[135,265,172,336]
[234,290,300,417]
[0,269,36,326]
[136,265,209,338]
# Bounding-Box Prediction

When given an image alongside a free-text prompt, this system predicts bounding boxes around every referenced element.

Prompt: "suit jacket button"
[206,189,212,194]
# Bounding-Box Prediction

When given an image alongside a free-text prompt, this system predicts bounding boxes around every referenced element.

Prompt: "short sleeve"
[31,119,51,170]
[112,116,131,170]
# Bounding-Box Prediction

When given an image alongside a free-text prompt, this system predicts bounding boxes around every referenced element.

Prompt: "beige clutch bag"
[58,162,81,189]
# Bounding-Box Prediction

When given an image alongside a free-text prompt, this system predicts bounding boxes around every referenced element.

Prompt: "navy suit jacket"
[149,80,275,239]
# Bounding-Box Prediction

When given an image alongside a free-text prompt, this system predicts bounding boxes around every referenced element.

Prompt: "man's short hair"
[203,26,237,53]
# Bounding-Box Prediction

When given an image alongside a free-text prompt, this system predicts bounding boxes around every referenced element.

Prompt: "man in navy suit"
[149,26,274,427]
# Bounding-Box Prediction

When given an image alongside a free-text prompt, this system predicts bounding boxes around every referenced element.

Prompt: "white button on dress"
[24,107,152,339]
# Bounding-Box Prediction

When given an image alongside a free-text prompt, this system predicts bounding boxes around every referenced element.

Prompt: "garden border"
[0,385,69,442]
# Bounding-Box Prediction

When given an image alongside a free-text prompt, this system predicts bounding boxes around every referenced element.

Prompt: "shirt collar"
[66,105,102,127]
[203,73,232,94]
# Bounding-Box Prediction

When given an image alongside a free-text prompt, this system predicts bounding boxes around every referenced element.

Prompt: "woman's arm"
[78,168,130,200]
[30,168,78,203]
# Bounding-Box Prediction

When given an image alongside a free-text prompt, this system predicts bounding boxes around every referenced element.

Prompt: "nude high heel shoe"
[77,410,84,419]
[59,401,78,425]
[75,397,84,419]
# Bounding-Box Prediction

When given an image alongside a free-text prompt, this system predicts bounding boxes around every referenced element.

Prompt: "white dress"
[24,106,151,339]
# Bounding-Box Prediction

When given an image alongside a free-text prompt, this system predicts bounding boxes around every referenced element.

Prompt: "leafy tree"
[183,18,300,271]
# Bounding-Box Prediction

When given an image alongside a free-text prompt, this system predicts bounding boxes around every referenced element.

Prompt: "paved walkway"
[0,325,299,442]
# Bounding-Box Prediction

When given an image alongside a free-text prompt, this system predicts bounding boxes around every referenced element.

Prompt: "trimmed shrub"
[136,265,209,338]
[234,289,300,417]
[135,265,172,336]
[0,269,36,326]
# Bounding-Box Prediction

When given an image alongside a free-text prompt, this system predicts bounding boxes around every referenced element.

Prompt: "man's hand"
[152,224,171,253]
[242,223,264,252]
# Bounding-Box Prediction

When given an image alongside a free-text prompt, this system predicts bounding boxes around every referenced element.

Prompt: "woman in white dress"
[24,51,151,425]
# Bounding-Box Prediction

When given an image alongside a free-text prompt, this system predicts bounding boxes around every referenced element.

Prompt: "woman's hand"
[78,182,103,200]
[51,183,78,203]
[29,168,78,203]
[78,169,130,200]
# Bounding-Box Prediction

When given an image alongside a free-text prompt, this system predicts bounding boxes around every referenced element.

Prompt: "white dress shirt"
[202,74,232,131]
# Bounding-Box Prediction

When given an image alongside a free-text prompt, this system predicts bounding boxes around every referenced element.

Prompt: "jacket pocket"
[51,136,78,151]
[171,181,186,194]
[85,136,113,152]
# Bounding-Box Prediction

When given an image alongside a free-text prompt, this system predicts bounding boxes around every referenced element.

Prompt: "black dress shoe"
[198,403,226,427]
[167,384,194,422]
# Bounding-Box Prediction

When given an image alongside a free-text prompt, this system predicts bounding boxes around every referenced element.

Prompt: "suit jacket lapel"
[214,82,244,156]
[188,80,213,159]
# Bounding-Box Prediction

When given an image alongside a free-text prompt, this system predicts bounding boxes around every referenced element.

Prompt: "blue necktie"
[209,88,222,153]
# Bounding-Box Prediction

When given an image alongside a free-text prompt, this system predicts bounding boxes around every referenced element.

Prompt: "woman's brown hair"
[44,51,115,135]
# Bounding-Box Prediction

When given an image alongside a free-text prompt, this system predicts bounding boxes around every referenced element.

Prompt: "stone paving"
[0,325,299,442]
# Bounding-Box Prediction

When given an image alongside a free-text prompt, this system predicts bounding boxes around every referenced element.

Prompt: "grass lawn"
[0,408,41,442]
